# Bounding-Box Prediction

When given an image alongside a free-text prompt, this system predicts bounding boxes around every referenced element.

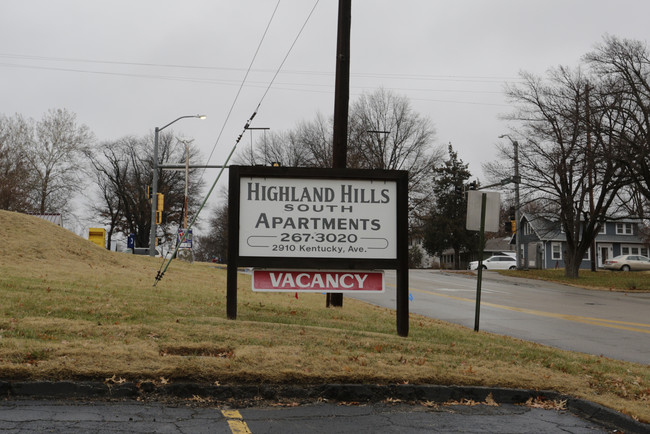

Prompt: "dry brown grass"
[1,210,649,422]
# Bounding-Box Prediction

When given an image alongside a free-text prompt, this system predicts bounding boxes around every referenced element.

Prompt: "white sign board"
[466,191,500,232]
[239,177,397,259]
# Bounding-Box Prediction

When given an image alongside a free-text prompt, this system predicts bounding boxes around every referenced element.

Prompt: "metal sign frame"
[227,165,410,336]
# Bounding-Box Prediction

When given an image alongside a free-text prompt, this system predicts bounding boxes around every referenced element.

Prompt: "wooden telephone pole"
[327,0,351,308]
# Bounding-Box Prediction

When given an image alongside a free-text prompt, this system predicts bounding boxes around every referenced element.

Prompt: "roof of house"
[521,212,646,244]
[485,237,515,252]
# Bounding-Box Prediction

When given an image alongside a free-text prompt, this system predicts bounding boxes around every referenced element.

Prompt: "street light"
[149,114,206,257]
[499,134,522,270]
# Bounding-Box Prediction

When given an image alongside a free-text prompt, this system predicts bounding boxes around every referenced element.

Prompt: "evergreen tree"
[423,144,478,269]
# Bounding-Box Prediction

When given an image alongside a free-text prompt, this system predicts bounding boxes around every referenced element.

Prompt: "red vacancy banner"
[252,270,384,293]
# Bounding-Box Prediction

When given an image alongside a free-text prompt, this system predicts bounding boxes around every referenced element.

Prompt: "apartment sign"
[228,166,410,336]
[239,177,398,259]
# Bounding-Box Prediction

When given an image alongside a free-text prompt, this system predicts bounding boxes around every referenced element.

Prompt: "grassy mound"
[0,210,648,422]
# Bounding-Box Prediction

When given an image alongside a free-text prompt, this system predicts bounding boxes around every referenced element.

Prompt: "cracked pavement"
[0,400,615,433]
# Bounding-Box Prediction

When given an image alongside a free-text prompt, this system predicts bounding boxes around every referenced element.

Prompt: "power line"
[0,53,523,83]
[256,0,321,106]
[155,0,322,285]
[201,0,282,173]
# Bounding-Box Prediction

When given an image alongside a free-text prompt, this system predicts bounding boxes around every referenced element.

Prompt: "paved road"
[0,399,614,433]
[351,270,650,365]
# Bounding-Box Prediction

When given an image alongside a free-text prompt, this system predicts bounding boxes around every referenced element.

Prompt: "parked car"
[603,255,650,271]
[468,255,517,270]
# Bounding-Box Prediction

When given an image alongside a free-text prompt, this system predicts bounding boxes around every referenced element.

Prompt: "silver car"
[468,255,517,270]
[603,255,650,271]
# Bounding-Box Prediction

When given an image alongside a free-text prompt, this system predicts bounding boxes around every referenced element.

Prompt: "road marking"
[222,410,252,434]
[409,287,650,334]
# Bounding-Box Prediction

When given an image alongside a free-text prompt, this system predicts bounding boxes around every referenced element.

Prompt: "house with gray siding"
[516,213,648,269]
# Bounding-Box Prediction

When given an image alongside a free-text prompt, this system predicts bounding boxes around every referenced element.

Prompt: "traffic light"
[147,186,152,200]
[155,193,164,224]
[508,207,516,234]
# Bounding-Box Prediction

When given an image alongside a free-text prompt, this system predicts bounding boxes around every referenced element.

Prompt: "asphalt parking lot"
[0,399,619,433]
[0,382,647,433]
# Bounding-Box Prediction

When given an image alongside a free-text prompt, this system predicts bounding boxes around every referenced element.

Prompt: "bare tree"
[295,113,333,168]
[348,88,443,222]
[234,129,313,167]
[89,132,204,249]
[0,114,34,211]
[195,201,229,263]
[499,67,628,277]
[236,88,442,223]
[24,108,94,214]
[585,36,650,204]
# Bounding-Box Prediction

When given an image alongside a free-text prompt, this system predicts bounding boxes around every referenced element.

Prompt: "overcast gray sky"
[3,0,650,227]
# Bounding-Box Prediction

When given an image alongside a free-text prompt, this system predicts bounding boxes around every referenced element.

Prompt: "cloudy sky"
[3,0,650,226]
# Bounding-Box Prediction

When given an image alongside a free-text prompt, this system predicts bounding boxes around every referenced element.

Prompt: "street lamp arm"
[159,114,206,132]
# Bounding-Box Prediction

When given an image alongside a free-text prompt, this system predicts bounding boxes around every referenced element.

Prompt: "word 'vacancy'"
[246,183,391,204]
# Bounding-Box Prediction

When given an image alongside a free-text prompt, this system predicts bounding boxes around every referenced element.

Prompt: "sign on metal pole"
[466,190,500,232]
[466,191,500,332]
[227,166,409,336]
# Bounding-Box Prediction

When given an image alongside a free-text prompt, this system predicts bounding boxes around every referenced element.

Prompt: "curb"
[1,381,648,433]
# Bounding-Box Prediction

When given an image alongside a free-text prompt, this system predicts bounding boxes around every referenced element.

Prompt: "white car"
[468,255,517,270]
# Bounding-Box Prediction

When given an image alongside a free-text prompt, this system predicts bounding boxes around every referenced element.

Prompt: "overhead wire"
[153,0,281,284]
[0,52,523,82]
[154,0,321,285]
[200,0,281,177]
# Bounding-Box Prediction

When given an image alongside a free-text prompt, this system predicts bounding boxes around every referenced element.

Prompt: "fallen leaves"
[104,374,126,385]
[442,393,499,407]
[522,396,567,411]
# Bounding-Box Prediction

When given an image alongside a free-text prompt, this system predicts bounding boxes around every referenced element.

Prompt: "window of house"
[598,224,606,234]
[616,223,633,235]
[642,248,649,257]
[551,242,562,260]
[622,245,643,256]
[582,249,591,260]
[523,222,533,235]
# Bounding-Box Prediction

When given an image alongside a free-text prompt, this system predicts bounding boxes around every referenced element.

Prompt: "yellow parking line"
[222,410,252,434]
[408,287,650,334]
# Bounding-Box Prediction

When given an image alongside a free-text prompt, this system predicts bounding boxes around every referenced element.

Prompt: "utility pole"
[514,140,522,270]
[183,141,190,229]
[499,134,522,270]
[327,0,351,308]
[586,84,597,271]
